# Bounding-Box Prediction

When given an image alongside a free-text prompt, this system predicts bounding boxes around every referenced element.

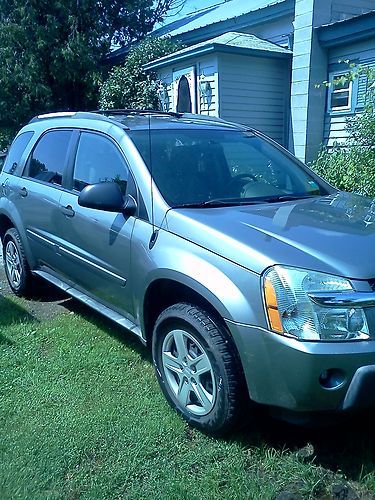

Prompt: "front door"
[58,131,136,318]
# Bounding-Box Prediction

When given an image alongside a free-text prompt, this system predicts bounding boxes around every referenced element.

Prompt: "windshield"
[129,129,328,207]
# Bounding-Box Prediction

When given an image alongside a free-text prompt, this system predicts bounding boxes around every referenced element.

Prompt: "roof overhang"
[317,11,375,48]
[144,42,291,70]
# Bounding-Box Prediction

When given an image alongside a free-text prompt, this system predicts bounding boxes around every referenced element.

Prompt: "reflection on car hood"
[166,192,375,279]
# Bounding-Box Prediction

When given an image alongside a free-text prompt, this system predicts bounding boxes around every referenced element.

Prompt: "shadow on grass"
[0,294,38,326]
[0,332,15,345]
[236,407,375,482]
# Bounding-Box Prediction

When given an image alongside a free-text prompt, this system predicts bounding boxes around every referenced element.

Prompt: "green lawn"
[1,292,375,499]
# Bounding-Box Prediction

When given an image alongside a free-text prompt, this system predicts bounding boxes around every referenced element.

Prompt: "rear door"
[14,129,76,272]
[58,130,136,316]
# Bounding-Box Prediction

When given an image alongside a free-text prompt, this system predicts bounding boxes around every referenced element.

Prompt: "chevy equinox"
[1,110,375,433]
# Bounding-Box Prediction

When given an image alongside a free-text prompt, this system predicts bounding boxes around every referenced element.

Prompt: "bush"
[99,37,182,110]
[312,68,375,197]
[0,127,16,152]
[312,142,375,197]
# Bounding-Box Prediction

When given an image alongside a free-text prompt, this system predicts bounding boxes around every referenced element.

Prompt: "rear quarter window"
[3,131,34,175]
[26,130,72,186]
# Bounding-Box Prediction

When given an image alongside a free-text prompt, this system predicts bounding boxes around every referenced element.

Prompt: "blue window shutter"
[355,73,368,109]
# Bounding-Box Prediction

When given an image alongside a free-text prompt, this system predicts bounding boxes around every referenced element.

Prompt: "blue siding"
[240,15,294,48]
[331,0,375,22]
[324,41,375,147]
[218,53,290,146]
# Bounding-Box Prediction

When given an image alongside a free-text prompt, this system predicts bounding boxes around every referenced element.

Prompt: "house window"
[172,67,196,113]
[177,75,192,113]
[329,73,353,112]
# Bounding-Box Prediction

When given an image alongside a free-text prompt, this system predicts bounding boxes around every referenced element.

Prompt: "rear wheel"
[3,228,34,296]
[152,303,244,434]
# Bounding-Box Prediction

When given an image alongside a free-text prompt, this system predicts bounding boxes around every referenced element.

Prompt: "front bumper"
[225,320,375,412]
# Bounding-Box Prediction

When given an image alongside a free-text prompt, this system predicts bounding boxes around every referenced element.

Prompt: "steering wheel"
[227,173,257,194]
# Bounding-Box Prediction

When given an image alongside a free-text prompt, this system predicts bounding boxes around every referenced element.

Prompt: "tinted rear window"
[27,130,72,186]
[3,131,34,174]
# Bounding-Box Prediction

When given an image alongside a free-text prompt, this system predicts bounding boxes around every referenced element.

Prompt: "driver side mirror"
[78,181,137,216]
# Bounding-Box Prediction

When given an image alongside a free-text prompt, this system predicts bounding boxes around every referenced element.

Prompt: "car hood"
[166,192,375,279]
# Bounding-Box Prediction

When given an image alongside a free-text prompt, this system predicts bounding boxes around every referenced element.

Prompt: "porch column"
[290,0,332,163]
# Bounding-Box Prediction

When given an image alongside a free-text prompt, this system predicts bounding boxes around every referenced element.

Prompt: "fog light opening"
[319,369,346,389]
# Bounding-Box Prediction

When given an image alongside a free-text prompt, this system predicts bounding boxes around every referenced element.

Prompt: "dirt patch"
[0,244,72,321]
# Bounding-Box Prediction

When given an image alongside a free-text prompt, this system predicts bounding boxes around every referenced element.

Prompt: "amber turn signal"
[264,277,283,333]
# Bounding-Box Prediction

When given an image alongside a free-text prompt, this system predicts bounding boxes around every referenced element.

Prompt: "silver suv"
[1,110,375,433]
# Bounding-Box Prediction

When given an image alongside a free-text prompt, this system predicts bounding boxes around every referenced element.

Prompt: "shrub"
[0,127,16,152]
[99,37,182,110]
[312,67,375,197]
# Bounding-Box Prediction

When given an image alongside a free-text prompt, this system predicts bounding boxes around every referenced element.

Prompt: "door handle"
[61,205,75,217]
[18,186,28,197]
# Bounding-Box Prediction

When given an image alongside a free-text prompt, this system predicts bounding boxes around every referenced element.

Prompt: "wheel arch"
[0,203,36,268]
[0,214,14,242]
[142,277,234,348]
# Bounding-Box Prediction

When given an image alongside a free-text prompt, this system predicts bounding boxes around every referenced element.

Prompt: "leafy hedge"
[311,68,375,197]
[0,127,16,152]
[312,143,375,197]
[99,37,182,110]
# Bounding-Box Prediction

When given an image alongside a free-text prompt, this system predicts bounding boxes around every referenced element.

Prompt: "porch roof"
[143,32,292,71]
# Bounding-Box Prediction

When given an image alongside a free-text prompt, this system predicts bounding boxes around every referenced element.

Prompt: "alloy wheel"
[5,240,22,289]
[161,328,216,416]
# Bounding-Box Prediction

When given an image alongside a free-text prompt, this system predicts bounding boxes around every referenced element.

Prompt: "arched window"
[176,75,192,113]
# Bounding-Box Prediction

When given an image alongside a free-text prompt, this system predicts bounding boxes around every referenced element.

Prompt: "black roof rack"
[94,109,183,118]
[28,111,130,128]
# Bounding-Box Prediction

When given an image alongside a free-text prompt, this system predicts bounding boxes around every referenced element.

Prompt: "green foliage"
[0,127,16,151]
[312,66,375,197]
[0,0,176,129]
[99,37,182,110]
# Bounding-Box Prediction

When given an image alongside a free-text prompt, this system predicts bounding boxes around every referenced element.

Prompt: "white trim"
[172,66,197,113]
[328,72,353,113]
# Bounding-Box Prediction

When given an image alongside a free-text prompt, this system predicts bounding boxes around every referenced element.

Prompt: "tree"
[0,0,180,133]
[312,66,375,197]
[99,37,182,110]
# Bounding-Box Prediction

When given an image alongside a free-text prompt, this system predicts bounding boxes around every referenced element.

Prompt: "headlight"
[263,266,369,341]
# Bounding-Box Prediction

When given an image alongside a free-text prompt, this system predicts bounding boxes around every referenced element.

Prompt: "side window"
[3,131,34,174]
[73,132,128,193]
[27,130,72,186]
[328,73,353,112]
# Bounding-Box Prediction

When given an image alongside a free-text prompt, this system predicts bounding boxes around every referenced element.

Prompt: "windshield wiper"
[258,194,318,203]
[172,198,267,208]
[172,194,319,209]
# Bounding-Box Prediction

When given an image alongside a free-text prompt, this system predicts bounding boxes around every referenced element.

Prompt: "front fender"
[131,221,265,327]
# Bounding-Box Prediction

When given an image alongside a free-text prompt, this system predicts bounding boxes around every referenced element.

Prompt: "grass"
[1,292,375,499]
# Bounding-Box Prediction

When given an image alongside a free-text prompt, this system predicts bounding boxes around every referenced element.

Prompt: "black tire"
[152,302,245,435]
[3,227,34,297]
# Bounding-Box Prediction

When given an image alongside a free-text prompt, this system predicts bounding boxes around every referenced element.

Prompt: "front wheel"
[152,303,244,434]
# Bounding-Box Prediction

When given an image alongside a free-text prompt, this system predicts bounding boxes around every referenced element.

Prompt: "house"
[109,0,375,164]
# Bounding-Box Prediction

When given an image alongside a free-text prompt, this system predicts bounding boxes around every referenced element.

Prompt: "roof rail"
[28,111,130,128]
[94,109,183,118]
